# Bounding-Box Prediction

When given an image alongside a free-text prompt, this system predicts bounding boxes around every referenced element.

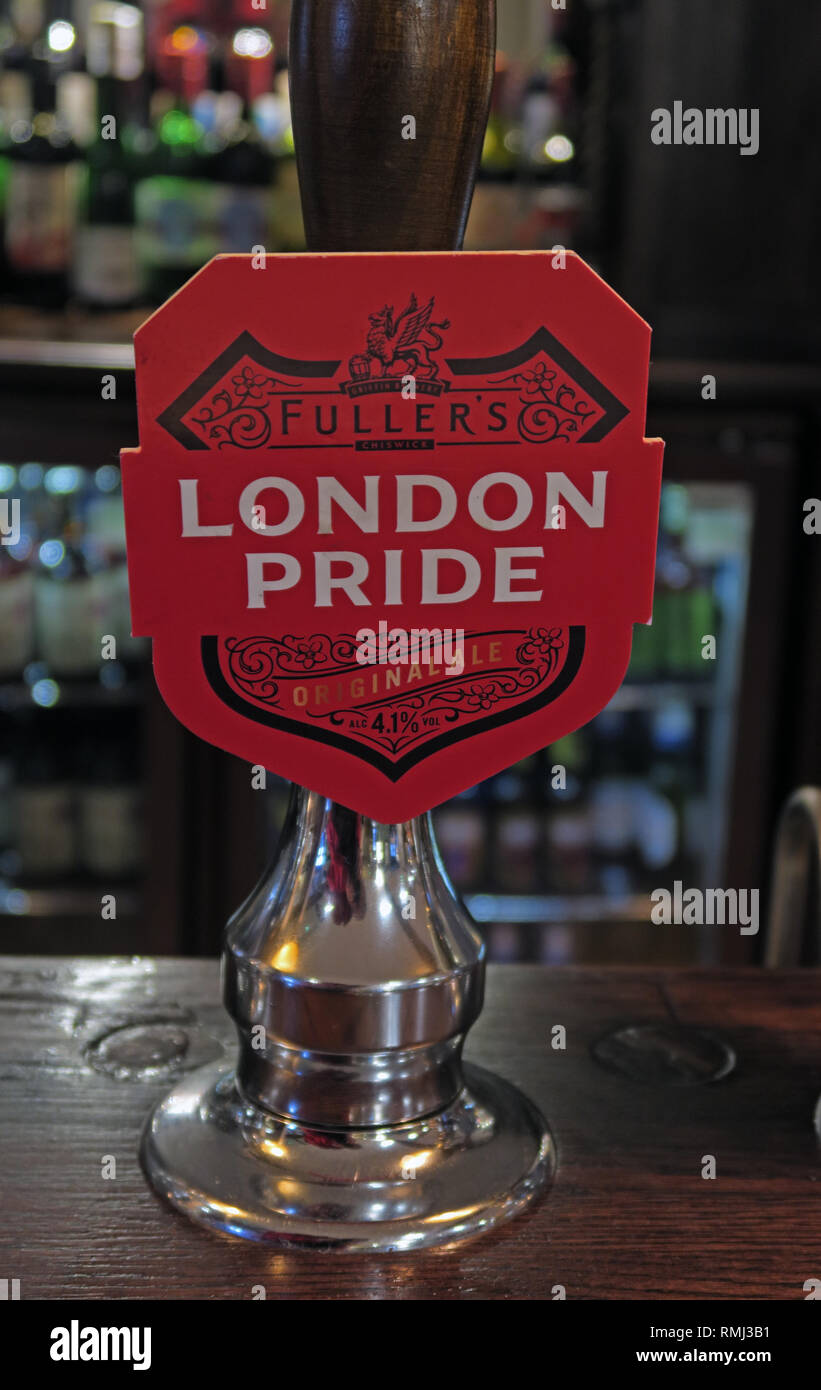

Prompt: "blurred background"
[0,0,819,965]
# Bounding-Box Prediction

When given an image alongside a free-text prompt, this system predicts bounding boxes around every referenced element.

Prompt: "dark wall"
[595,0,821,360]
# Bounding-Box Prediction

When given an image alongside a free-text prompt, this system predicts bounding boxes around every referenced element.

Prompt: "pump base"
[140,1059,553,1252]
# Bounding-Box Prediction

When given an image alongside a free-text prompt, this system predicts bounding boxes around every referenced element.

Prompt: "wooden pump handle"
[289,0,496,253]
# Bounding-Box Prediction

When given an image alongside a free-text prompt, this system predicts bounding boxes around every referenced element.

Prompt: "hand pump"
[140,0,555,1250]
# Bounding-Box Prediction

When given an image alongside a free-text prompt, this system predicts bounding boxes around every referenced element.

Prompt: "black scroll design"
[191,365,303,449]
[201,627,586,778]
[412,626,566,718]
[223,633,364,703]
[515,625,567,670]
[490,364,598,443]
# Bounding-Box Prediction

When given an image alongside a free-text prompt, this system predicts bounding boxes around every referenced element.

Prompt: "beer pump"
[124,0,663,1249]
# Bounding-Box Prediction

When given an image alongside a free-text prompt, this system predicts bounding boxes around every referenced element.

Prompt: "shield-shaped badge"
[122,251,663,820]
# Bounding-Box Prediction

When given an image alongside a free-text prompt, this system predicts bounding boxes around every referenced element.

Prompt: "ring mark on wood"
[592,1024,736,1086]
[85,1022,191,1081]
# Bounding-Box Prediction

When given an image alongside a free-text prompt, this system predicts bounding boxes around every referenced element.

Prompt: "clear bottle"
[0,484,35,679]
[86,463,145,669]
[34,516,107,678]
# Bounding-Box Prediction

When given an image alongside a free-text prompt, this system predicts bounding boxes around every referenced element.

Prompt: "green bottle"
[134,26,216,302]
[74,2,145,308]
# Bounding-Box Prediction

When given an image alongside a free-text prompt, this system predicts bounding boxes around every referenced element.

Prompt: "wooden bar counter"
[1,957,819,1299]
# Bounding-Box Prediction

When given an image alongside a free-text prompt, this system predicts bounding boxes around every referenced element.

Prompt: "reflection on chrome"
[140,789,553,1249]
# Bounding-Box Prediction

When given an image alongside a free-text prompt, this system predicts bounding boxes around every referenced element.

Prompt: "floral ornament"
[230,365,279,401]
[191,362,302,448]
[489,361,599,443]
[514,362,557,398]
[534,626,565,653]
[283,636,327,670]
[517,626,566,671]
[463,683,496,711]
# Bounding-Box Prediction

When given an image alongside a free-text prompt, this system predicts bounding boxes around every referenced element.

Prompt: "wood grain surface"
[1,958,819,1300]
[289,0,496,251]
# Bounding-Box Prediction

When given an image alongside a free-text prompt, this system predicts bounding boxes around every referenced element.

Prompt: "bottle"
[85,463,148,668]
[545,805,593,895]
[686,563,719,679]
[495,810,542,893]
[432,804,486,892]
[519,73,558,170]
[14,712,77,881]
[480,56,517,177]
[73,1,145,309]
[0,1,38,288]
[465,55,518,252]
[0,65,31,288]
[265,772,291,845]
[656,485,697,678]
[546,718,594,893]
[485,921,525,964]
[588,709,639,898]
[34,517,108,678]
[545,730,589,802]
[3,51,80,305]
[487,754,537,807]
[16,460,61,544]
[77,721,142,879]
[54,0,95,153]
[0,472,35,679]
[134,22,216,302]
[41,0,80,71]
[627,606,661,681]
[639,699,699,885]
[487,755,542,893]
[209,18,274,254]
[253,66,304,251]
[0,0,24,65]
[518,37,578,180]
[0,720,14,875]
[56,68,96,149]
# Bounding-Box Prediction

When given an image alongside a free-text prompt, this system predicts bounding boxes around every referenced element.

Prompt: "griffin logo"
[347,293,451,387]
